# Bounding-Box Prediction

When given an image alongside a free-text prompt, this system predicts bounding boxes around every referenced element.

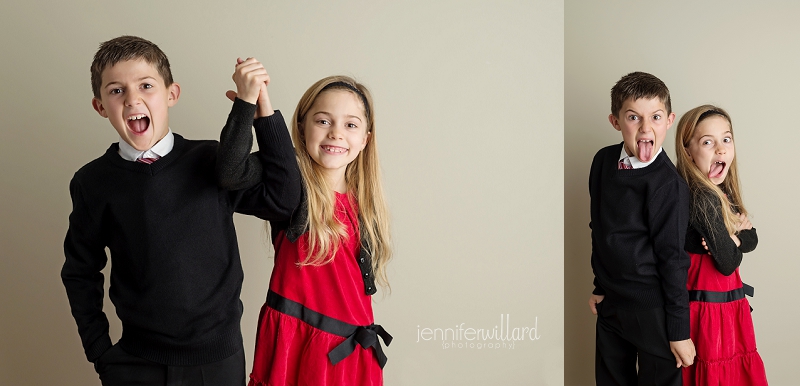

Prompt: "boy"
[588,72,695,385]
[61,36,300,385]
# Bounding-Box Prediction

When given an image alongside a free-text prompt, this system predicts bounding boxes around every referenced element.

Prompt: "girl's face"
[685,115,735,186]
[302,90,370,189]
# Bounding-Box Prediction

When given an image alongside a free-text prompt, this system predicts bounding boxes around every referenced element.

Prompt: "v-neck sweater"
[62,99,301,365]
[589,142,692,341]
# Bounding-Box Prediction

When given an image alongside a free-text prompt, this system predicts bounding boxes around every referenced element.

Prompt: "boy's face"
[608,97,675,163]
[92,59,180,151]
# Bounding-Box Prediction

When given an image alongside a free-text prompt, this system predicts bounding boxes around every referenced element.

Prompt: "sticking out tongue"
[709,162,725,179]
[128,117,150,134]
[637,140,653,162]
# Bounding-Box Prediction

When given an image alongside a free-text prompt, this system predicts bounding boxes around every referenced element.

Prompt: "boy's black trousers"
[595,301,683,386]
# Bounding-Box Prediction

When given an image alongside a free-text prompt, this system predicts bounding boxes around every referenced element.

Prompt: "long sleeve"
[216,98,302,221]
[648,178,691,341]
[738,228,758,254]
[216,98,263,190]
[588,153,606,297]
[589,222,606,296]
[61,176,113,362]
[689,189,756,276]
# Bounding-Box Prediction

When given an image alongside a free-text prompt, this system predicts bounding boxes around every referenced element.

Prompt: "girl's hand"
[729,234,741,248]
[230,57,270,105]
[736,213,753,231]
[226,58,274,117]
[701,238,712,255]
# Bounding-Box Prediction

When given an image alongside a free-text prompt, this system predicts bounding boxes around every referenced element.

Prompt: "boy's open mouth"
[127,114,150,134]
[637,139,654,162]
[709,161,726,179]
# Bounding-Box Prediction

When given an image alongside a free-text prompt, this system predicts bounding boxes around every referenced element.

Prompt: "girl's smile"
[302,90,370,191]
[686,115,735,185]
[321,145,349,154]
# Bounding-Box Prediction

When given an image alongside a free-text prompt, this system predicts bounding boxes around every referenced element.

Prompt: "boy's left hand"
[669,339,696,368]
[588,294,604,315]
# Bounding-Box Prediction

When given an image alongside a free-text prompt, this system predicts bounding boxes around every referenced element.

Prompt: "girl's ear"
[361,131,371,150]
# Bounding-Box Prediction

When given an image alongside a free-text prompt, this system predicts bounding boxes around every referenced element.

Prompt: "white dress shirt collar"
[118,129,174,162]
[618,144,662,169]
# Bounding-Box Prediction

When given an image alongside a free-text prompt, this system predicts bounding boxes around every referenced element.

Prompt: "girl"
[675,105,767,385]
[218,66,392,386]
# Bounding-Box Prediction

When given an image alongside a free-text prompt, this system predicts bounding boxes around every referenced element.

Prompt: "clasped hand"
[227,57,273,118]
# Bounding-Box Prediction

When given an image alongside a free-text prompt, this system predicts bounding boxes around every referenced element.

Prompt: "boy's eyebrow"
[625,108,665,115]
[103,76,158,89]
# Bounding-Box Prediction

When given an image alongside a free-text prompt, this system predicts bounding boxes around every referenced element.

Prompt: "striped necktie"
[618,159,632,170]
[137,156,159,164]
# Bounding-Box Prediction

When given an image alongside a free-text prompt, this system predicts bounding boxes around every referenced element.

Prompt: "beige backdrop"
[0,1,563,385]
[565,1,800,385]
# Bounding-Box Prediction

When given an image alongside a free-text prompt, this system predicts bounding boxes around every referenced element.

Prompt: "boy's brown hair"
[610,71,671,117]
[90,35,173,99]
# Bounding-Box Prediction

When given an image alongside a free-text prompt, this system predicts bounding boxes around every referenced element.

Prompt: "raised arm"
[216,98,263,190]
[216,58,301,220]
[216,57,273,190]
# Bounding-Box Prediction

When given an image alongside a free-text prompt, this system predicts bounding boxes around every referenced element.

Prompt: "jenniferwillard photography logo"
[416,314,540,350]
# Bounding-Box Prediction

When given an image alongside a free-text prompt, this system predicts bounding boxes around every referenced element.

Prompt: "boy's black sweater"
[62,100,301,365]
[589,143,691,341]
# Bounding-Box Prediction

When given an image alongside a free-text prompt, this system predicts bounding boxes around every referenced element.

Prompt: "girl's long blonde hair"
[675,105,747,236]
[290,75,392,289]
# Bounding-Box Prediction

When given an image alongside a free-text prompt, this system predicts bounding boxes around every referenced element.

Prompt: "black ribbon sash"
[266,290,393,368]
[688,283,755,303]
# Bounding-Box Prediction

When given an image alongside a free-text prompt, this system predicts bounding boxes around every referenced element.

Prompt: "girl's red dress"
[683,253,767,385]
[682,187,768,385]
[248,192,383,386]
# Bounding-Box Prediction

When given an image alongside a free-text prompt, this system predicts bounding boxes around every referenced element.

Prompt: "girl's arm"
[216,100,301,221]
[737,228,758,253]
[216,58,273,190]
[691,189,744,276]
[216,98,263,190]
[216,58,301,220]
[735,212,758,253]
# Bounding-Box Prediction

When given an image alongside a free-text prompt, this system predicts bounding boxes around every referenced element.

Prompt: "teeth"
[128,114,147,120]
[323,146,346,153]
